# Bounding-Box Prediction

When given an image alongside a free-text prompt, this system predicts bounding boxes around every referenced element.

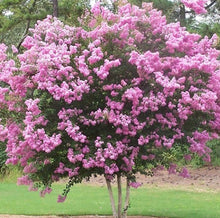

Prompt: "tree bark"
[17,19,31,50]
[17,0,37,50]
[117,174,122,218]
[106,177,118,218]
[52,0,58,17]
[205,0,217,9]
[179,3,186,26]
[122,178,130,218]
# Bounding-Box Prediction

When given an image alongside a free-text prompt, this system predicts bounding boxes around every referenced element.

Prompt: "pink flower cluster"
[0,1,220,201]
[181,0,208,14]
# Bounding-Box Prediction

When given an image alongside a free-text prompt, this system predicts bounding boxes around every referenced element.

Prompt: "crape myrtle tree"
[0,0,220,217]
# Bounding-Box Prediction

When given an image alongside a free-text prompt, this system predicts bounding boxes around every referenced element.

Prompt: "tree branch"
[205,0,217,10]
[16,0,37,50]
[16,19,31,50]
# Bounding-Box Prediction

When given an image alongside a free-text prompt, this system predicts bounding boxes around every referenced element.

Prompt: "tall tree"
[0,0,52,48]
[58,0,90,25]
[0,0,90,49]
[52,0,58,17]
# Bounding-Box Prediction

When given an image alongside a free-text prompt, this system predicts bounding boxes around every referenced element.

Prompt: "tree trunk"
[106,177,117,218]
[106,175,131,218]
[179,3,186,26]
[122,178,130,218]
[117,174,122,218]
[52,0,58,17]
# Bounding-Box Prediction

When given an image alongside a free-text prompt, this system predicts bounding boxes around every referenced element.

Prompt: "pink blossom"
[0,124,8,142]
[181,0,208,14]
[25,99,41,115]
[141,155,148,160]
[179,167,190,178]
[130,182,142,189]
[54,162,65,174]
[23,163,37,173]
[40,187,52,197]
[11,45,18,54]
[17,175,33,186]
[91,2,101,16]
[0,43,7,61]
[168,164,177,174]
[184,154,192,161]
[57,195,66,203]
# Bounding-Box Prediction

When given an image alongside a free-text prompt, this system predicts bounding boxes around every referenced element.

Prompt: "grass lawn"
[0,183,220,218]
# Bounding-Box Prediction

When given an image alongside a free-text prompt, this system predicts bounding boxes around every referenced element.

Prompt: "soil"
[84,166,220,192]
[1,166,219,218]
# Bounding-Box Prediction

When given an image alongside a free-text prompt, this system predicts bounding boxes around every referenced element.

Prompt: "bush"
[207,140,220,166]
[0,143,7,175]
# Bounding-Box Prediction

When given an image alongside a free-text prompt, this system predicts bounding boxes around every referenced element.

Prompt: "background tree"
[0,0,52,48]
[52,0,58,17]
[58,0,90,25]
[0,0,90,49]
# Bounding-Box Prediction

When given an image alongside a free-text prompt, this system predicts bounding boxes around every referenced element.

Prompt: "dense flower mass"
[0,1,219,202]
[181,0,208,14]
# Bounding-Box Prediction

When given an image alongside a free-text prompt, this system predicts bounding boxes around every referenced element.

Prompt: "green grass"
[0,183,220,218]
[0,165,22,183]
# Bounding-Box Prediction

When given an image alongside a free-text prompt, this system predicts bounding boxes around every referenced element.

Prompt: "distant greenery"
[0,165,22,183]
[207,139,220,166]
[0,143,7,174]
[166,140,220,168]
[0,183,219,218]
[0,0,90,48]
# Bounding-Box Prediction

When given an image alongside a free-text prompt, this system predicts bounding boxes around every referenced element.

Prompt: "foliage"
[0,165,22,182]
[58,0,90,25]
[189,22,220,49]
[207,139,220,166]
[0,1,220,217]
[168,141,220,168]
[0,0,90,48]
[0,142,7,174]
[0,0,52,47]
